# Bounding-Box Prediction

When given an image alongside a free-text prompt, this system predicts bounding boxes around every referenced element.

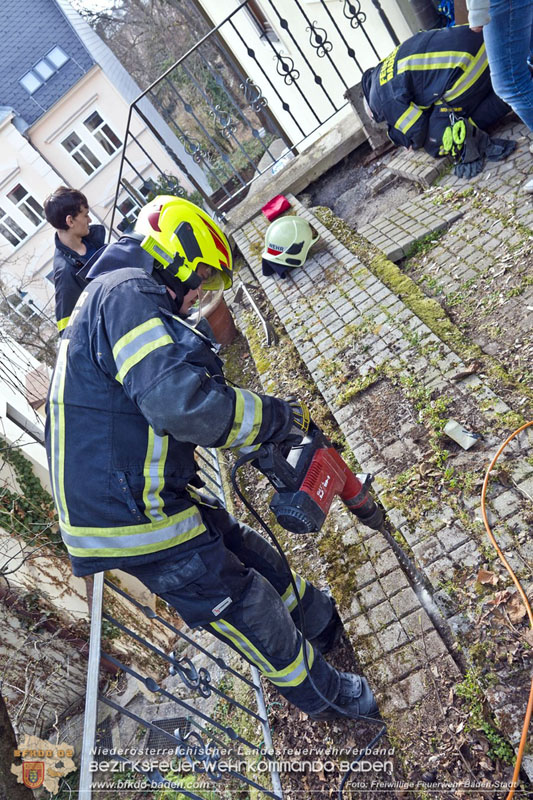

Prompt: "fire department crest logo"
[22,761,45,788]
[11,734,76,793]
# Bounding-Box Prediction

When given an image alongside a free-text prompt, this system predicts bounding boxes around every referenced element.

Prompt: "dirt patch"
[299,146,421,231]
[347,378,426,474]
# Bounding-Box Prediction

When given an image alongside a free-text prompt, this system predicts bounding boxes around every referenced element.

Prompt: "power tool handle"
[254,443,299,490]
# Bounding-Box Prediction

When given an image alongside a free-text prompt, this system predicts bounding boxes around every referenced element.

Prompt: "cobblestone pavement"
[357,198,463,262]
[229,156,533,783]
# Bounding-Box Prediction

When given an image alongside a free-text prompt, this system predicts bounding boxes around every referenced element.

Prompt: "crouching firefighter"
[45,195,378,721]
[361,25,515,176]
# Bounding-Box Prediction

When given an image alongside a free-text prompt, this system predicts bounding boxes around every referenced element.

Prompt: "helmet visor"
[196,264,227,291]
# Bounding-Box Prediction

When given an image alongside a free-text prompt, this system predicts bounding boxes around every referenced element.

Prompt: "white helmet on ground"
[261,216,319,278]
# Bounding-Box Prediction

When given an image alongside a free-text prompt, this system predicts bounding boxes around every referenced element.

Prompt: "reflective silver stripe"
[238,443,261,455]
[397,52,471,73]
[232,389,260,448]
[49,338,69,524]
[395,104,423,133]
[143,429,168,522]
[212,619,314,687]
[282,572,306,613]
[211,619,273,673]
[152,244,171,264]
[269,641,314,687]
[61,507,204,551]
[443,45,487,101]
[114,319,171,380]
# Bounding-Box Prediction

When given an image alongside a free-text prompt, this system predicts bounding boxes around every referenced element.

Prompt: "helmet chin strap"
[182,270,202,290]
[192,291,204,325]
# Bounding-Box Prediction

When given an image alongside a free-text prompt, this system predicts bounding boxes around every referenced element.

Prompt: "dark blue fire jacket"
[364,25,509,154]
[45,237,293,576]
[53,223,105,334]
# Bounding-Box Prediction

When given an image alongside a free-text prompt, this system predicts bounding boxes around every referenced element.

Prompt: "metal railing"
[78,448,282,799]
[110,0,399,233]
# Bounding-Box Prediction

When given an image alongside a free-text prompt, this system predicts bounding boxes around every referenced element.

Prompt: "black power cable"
[231,452,386,800]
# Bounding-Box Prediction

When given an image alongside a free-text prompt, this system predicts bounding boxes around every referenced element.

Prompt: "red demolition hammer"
[253,420,384,534]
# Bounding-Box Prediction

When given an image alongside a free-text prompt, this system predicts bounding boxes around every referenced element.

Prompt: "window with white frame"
[61,131,101,176]
[119,195,141,218]
[1,291,39,322]
[62,110,122,175]
[6,185,44,227]
[245,0,280,42]
[116,196,141,232]
[0,207,27,247]
[83,111,121,155]
[19,46,69,94]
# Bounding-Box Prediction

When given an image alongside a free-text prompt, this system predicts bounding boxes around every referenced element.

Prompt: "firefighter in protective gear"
[45,195,378,720]
[361,25,512,159]
[262,216,319,279]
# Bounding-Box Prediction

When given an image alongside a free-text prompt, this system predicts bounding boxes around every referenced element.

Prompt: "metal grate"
[146,716,192,752]
[94,717,113,761]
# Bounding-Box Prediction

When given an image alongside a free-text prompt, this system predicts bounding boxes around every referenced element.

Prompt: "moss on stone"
[312,206,533,406]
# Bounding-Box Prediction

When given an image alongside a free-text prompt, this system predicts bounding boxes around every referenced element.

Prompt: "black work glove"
[453,123,488,164]
[285,396,311,443]
[454,157,484,179]
[485,138,517,161]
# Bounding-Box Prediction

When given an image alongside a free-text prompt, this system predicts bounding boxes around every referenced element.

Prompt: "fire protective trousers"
[121,498,341,714]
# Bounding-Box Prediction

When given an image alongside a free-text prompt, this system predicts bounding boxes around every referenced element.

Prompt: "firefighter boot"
[309,672,379,720]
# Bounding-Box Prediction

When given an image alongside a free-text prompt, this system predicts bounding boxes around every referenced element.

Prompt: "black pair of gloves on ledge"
[452,122,516,179]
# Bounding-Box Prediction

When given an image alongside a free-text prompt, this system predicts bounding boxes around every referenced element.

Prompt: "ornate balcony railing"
[110,0,399,232]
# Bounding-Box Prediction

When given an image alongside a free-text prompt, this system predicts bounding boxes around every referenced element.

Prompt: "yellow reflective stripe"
[113,317,163,356]
[269,641,315,687]
[222,388,262,448]
[57,316,69,332]
[211,619,314,687]
[443,44,487,102]
[49,338,70,525]
[394,103,423,134]
[116,335,173,383]
[211,619,274,673]
[113,317,173,383]
[61,506,206,558]
[226,388,244,445]
[397,50,472,73]
[281,571,307,613]
[143,427,168,522]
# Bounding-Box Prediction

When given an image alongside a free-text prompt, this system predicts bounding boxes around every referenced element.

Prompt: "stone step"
[386,148,453,188]
[358,195,463,262]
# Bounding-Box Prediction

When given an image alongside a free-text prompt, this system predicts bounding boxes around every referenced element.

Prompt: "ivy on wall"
[0,438,62,554]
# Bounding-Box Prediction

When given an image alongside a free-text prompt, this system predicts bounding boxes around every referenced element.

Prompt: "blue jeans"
[483,0,533,130]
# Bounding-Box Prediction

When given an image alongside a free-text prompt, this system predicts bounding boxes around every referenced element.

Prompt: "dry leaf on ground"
[476,569,498,585]
[506,594,527,623]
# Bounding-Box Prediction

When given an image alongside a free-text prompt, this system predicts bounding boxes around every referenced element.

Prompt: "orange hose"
[480,421,533,800]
